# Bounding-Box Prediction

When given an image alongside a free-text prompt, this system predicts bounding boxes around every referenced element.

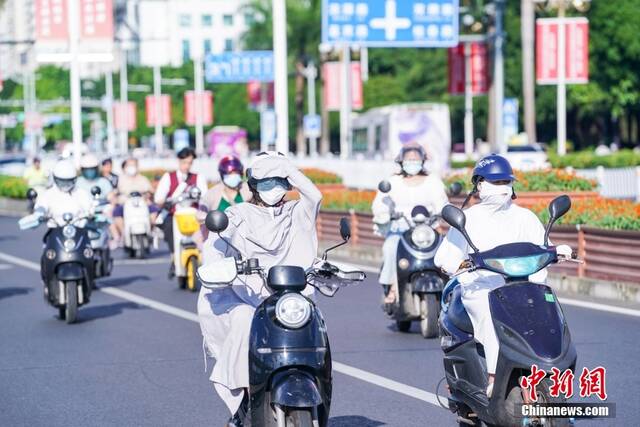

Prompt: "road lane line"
[343,261,640,318]
[0,250,447,407]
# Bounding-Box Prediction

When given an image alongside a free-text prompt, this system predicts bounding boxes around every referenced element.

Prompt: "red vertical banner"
[247,81,274,109]
[114,102,137,131]
[145,95,172,127]
[35,0,69,41]
[322,62,363,111]
[536,17,589,84]
[448,42,488,95]
[184,90,214,126]
[80,0,114,39]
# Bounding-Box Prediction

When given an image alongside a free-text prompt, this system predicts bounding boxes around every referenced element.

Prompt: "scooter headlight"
[63,239,76,251]
[275,294,311,329]
[62,224,76,238]
[411,225,436,249]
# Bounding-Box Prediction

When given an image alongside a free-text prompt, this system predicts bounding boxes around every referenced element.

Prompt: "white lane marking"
[0,250,447,407]
[114,258,168,266]
[0,263,13,270]
[344,261,640,318]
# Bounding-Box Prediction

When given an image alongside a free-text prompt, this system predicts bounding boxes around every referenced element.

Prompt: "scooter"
[438,196,578,427]
[20,189,98,324]
[377,180,461,338]
[123,191,152,259]
[87,187,113,279]
[157,184,202,291]
[198,211,366,427]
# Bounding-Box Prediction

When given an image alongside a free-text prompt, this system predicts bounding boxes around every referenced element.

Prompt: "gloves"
[556,244,573,259]
[373,212,391,225]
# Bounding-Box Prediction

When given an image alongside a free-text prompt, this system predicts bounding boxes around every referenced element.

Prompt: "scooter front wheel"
[185,255,199,292]
[419,294,440,339]
[65,280,78,324]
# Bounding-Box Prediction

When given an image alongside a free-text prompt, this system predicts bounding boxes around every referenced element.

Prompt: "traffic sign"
[205,51,274,83]
[303,114,322,139]
[322,0,459,47]
[503,98,519,143]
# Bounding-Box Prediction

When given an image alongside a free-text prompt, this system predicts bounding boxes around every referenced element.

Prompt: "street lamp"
[535,0,591,156]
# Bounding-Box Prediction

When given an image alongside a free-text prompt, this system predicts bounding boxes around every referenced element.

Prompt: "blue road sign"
[205,51,274,83]
[503,98,519,142]
[322,0,459,47]
[303,114,322,139]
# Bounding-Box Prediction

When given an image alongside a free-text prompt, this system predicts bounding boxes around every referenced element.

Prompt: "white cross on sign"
[369,0,411,41]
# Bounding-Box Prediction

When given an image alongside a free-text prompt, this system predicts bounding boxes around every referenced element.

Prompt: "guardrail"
[317,211,640,284]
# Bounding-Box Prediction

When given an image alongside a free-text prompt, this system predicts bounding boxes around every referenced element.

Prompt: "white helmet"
[52,159,77,192]
[80,153,99,169]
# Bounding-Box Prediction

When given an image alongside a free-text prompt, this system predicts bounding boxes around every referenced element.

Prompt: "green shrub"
[445,169,597,193]
[549,149,640,169]
[0,175,29,199]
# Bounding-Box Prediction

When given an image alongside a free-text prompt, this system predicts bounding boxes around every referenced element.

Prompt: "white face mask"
[124,166,137,177]
[223,173,242,189]
[402,160,423,176]
[258,185,287,206]
[478,181,513,208]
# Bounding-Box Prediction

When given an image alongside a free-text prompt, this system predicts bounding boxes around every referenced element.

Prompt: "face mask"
[125,166,137,177]
[223,173,242,189]
[82,168,98,180]
[55,177,76,193]
[258,185,287,206]
[478,181,513,208]
[402,160,423,176]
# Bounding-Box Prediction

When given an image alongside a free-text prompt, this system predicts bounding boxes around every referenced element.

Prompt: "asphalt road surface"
[0,215,637,426]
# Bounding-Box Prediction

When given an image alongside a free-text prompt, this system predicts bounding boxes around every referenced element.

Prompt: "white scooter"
[123,191,152,259]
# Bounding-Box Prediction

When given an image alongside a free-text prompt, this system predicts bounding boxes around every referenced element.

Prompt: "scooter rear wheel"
[420,294,440,338]
[185,256,199,292]
[282,408,313,427]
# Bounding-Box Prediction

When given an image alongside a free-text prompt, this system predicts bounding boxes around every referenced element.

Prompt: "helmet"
[80,153,99,169]
[246,151,291,191]
[471,154,515,184]
[218,156,244,177]
[52,159,77,192]
[395,143,427,163]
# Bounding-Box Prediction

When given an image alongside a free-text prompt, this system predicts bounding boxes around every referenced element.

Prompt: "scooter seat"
[449,286,474,334]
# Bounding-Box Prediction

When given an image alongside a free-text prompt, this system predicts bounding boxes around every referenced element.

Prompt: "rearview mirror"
[26,188,38,201]
[205,210,229,233]
[339,217,351,241]
[378,180,391,193]
[544,195,571,245]
[91,186,101,196]
[441,205,478,252]
[449,182,463,196]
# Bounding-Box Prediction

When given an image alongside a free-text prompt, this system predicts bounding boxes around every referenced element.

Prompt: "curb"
[0,197,28,218]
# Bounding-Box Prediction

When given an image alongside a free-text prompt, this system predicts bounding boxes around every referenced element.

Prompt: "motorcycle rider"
[33,159,93,229]
[76,153,114,197]
[372,143,449,304]
[154,148,208,272]
[101,157,119,189]
[202,155,252,213]
[433,154,571,398]
[197,152,322,427]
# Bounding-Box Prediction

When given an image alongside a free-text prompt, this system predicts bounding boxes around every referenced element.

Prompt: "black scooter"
[377,180,461,338]
[21,189,98,324]
[438,196,578,427]
[198,211,365,427]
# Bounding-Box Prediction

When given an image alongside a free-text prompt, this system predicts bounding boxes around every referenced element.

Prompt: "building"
[0,0,36,80]
[137,0,250,67]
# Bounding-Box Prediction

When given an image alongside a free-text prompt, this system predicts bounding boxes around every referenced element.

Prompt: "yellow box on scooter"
[174,211,199,235]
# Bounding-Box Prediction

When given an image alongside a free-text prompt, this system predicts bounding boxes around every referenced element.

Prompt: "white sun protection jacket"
[197,156,322,415]
[34,185,93,228]
[434,192,547,374]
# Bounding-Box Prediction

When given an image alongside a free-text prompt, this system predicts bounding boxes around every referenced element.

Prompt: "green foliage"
[445,170,596,193]
[0,175,29,199]
[549,149,640,168]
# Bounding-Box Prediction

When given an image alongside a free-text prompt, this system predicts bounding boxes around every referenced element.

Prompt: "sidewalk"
[320,240,640,311]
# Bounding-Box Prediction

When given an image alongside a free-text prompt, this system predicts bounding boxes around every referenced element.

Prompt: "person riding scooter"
[372,143,449,306]
[154,148,208,274]
[76,153,114,197]
[197,152,322,427]
[202,156,252,213]
[434,154,572,398]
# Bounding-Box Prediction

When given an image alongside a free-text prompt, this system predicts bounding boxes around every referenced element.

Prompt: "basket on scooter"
[175,212,199,235]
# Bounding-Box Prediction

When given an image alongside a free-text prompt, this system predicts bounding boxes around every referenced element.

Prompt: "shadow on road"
[0,286,33,301]
[0,235,18,242]
[79,301,147,323]
[329,416,385,426]
[97,275,151,288]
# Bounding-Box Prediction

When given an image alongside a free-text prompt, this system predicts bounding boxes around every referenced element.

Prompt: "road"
[0,215,637,426]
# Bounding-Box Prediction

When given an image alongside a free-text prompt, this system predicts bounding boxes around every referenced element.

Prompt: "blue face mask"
[82,168,98,180]
[222,173,242,189]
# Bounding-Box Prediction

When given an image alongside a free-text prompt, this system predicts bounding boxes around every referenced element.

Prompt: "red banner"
[247,81,274,109]
[114,101,137,131]
[536,17,589,85]
[80,0,114,39]
[184,90,214,126]
[35,0,69,41]
[322,62,363,112]
[145,95,172,127]
[448,42,488,95]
